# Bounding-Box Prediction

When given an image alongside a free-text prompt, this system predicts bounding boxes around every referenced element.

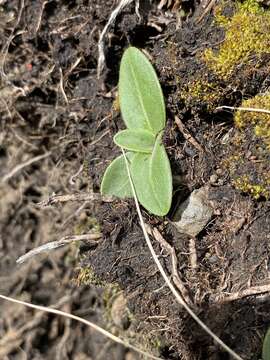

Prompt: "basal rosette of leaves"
[101,47,172,216]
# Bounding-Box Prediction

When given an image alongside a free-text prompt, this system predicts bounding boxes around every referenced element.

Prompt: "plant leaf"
[100,152,135,198]
[130,138,172,216]
[150,133,172,215]
[119,47,166,135]
[114,129,156,153]
[263,327,270,360]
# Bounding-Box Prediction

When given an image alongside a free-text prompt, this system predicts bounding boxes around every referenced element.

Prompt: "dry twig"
[37,192,114,207]
[16,233,102,264]
[175,115,204,152]
[146,225,193,307]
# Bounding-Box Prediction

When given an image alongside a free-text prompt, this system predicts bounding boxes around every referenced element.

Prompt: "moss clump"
[204,0,270,78]
[74,215,100,235]
[235,93,270,147]
[233,174,270,199]
[181,78,224,110]
[75,266,106,287]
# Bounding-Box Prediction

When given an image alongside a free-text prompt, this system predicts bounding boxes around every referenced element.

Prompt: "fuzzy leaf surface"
[119,47,166,135]
[150,133,172,215]
[114,129,155,153]
[100,152,135,198]
[130,138,172,216]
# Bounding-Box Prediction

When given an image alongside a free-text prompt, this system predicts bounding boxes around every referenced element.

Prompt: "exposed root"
[212,283,270,304]
[146,225,194,308]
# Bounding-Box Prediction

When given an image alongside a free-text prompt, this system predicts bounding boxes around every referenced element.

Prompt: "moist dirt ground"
[1,1,270,359]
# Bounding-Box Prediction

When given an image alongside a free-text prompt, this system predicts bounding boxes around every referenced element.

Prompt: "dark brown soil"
[1,0,270,359]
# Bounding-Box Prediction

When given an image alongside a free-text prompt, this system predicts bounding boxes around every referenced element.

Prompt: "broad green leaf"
[150,133,172,215]
[101,152,135,198]
[130,139,172,216]
[263,327,270,360]
[114,129,155,153]
[119,47,166,135]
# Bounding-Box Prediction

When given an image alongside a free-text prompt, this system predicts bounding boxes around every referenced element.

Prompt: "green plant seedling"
[119,47,166,135]
[114,129,155,153]
[101,152,135,198]
[101,47,172,216]
[263,327,270,360]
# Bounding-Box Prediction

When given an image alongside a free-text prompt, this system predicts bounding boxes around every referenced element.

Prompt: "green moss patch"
[204,0,270,78]
[235,93,270,148]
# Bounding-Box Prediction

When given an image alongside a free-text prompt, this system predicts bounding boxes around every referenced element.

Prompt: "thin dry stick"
[97,0,135,78]
[216,105,270,115]
[34,0,48,34]
[212,284,270,304]
[16,233,102,264]
[175,116,204,152]
[2,152,51,183]
[196,0,217,23]
[59,67,69,104]
[121,148,243,360]
[146,225,193,307]
[0,0,25,78]
[0,294,162,360]
[37,192,114,207]
[189,238,198,270]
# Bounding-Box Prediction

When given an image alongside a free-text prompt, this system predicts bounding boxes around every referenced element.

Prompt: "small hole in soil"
[35,36,50,52]
[44,0,57,18]
[24,186,41,200]
[129,25,160,48]
[0,147,7,158]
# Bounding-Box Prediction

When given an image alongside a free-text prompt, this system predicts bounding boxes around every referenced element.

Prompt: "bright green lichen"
[204,0,270,78]
[235,94,270,148]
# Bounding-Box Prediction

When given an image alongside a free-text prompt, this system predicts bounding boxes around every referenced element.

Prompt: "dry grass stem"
[97,0,135,78]
[0,294,163,360]
[216,105,270,115]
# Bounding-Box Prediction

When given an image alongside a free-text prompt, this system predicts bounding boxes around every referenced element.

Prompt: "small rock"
[172,186,214,237]
[210,174,218,184]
